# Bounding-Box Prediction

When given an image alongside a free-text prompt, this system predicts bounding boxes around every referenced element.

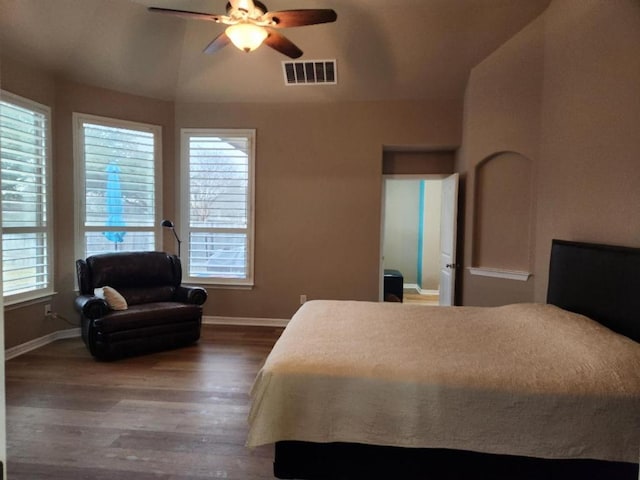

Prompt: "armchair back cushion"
[78,251,182,305]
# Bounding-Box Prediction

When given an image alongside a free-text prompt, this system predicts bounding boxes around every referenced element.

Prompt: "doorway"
[380,174,458,305]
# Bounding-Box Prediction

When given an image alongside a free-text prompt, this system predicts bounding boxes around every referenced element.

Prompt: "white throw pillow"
[94,286,128,311]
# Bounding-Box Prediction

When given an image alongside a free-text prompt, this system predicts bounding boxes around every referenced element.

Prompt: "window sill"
[468,268,531,281]
[4,291,58,311]
[210,284,253,290]
[185,281,254,290]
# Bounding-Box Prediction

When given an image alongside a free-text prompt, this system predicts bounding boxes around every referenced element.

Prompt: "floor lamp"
[161,219,182,257]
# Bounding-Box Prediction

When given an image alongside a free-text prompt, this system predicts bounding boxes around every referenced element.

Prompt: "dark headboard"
[547,239,640,342]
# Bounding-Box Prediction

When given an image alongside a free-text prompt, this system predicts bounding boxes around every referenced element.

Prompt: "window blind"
[183,131,254,283]
[0,96,51,298]
[79,119,158,257]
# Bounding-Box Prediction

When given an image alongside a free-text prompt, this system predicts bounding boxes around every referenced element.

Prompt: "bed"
[247,239,640,479]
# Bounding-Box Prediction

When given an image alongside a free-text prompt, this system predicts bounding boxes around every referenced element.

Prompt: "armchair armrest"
[175,286,208,305]
[74,294,109,319]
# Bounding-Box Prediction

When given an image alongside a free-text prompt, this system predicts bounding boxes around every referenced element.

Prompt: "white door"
[439,173,459,306]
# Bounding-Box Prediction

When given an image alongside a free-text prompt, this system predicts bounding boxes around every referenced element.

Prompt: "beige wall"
[1,56,175,348]
[6,0,638,347]
[421,179,442,291]
[458,0,640,306]
[176,100,462,319]
[2,58,65,348]
[383,179,421,285]
[533,0,640,301]
[51,79,175,342]
[1,52,462,346]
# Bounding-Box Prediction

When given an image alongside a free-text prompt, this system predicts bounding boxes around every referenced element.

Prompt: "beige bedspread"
[247,301,640,463]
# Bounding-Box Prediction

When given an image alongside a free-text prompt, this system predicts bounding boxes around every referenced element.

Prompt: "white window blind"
[181,129,255,285]
[75,114,161,258]
[0,92,53,301]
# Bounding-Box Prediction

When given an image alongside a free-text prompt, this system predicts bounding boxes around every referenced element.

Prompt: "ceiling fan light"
[226,23,268,53]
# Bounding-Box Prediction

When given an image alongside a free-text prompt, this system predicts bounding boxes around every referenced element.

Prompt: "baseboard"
[403,285,439,296]
[417,288,439,296]
[5,328,81,360]
[5,317,288,360]
[403,283,420,293]
[203,315,289,328]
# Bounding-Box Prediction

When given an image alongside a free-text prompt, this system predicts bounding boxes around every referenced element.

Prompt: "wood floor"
[5,325,284,480]
[403,292,439,306]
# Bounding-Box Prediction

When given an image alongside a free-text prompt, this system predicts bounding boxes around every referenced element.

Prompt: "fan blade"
[148,7,223,22]
[264,9,337,28]
[263,29,303,58]
[203,32,231,54]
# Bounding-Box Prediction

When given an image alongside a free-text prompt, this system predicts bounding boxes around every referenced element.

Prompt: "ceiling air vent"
[282,60,337,86]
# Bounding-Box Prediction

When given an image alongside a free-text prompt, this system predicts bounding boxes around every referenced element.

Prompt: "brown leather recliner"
[74,251,207,360]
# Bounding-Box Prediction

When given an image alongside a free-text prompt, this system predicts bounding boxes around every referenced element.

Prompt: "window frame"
[180,128,256,287]
[73,112,163,261]
[0,90,54,305]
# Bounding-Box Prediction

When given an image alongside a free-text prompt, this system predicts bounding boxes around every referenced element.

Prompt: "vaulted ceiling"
[0,0,551,103]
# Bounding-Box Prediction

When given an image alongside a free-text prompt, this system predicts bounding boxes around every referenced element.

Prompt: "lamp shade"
[226,23,268,53]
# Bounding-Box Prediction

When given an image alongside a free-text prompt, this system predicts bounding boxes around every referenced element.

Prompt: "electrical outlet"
[300,294,307,305]
[44,304,52,316]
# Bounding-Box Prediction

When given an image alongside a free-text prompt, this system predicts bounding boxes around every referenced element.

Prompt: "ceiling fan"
[148,0,337,59]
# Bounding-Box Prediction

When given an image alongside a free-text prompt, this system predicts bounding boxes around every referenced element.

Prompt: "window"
[181,129,255,286]
[0,91,53,303]
[74,113,161,259]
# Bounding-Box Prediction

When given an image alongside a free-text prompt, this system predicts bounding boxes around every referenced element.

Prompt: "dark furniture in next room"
[383,269,403,302]
[75,251,207,360]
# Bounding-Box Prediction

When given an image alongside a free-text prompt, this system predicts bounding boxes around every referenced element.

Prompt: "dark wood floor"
[6,325,284,479]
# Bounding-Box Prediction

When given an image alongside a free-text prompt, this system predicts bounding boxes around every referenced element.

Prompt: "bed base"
[274,441,638,480]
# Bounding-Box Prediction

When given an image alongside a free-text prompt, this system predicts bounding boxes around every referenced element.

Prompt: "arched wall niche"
[471,151,534,277]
